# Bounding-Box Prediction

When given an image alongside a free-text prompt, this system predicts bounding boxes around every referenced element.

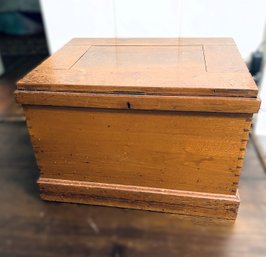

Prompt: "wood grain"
[17,38,258,98]
[41,45,90,70]
[24,106,251,196]
[38,178,239,220]
[2,122,266,257]
[16,38,259,219]
[15,90,261,113]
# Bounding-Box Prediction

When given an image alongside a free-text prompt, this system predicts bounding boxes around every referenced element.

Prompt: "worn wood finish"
[38,178,240,219]
[1,122,266,257]
[23,105,250,219]
[16,38,259,219]
[24,106,251,195]
[17,38,257,98]
[16,91,260,113]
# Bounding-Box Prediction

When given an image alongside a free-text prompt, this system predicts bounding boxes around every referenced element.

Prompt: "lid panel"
[17,70,257,97]
[204,45,248,73]
[17,38,258,98]
[72,45,205,73]
[42,45,89,70]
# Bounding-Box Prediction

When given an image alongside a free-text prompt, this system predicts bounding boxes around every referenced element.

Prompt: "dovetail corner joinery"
[23,105,252,219]
[16,38,260,219]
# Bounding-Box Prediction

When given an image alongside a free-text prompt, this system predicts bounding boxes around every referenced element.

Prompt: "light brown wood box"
[15,38,260,219]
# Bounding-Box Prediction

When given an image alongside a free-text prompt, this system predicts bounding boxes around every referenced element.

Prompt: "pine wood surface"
[16,38,259,219]
[24,106,251,195]
[17,38,258,98]
[38,178,240,219]
[23,105,252,219]
[15,91,260,113]
[0,122,266,257]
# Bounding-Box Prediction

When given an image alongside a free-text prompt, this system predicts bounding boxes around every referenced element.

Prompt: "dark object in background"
[0,0,48,120]
[0,0,43,35]
[249,50,263,75]
[248,49,264,85]
[0,11,43,35]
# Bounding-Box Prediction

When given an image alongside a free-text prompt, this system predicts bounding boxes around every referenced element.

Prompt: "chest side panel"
[24,106,251,195]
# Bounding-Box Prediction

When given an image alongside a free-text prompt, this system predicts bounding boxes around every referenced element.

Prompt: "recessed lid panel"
[17,38,258,98]
[72,45,205,72]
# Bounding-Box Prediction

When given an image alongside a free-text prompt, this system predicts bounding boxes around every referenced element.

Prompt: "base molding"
[38,177,240,219]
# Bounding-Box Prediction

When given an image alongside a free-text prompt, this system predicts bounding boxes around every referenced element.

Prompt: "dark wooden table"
[0,122,265,257]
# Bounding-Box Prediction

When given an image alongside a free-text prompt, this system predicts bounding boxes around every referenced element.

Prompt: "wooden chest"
[16,38,260,219]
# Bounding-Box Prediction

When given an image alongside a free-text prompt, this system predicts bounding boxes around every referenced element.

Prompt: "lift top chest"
[16,38,260,219]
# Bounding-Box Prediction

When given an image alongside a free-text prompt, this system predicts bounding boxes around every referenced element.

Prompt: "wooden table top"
[0,122,265,257]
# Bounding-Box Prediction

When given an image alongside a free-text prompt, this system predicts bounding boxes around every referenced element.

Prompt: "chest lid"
[18,38,258,97]
[16,38,260,113]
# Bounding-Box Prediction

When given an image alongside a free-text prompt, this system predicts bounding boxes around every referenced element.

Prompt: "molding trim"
[38,177,239,219]
[15,91,260,114]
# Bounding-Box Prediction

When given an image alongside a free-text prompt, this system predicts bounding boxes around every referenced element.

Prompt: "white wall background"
[40,0,266,135]
[40,0,266,56]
